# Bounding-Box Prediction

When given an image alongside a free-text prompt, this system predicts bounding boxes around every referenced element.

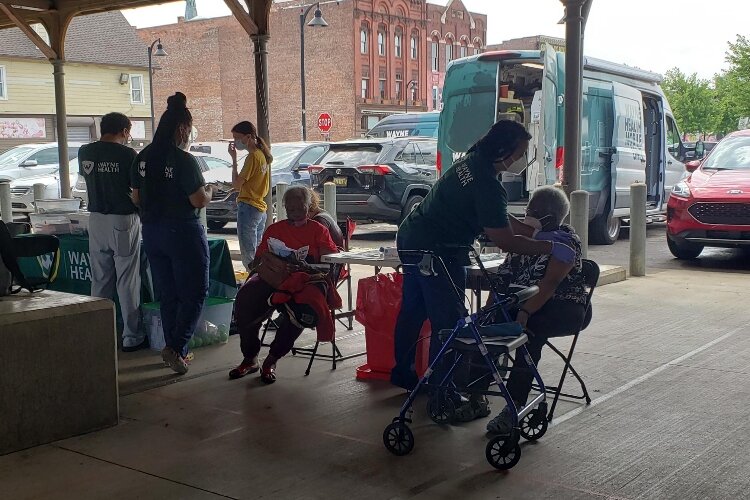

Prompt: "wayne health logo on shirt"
[139,161,146,177]
[82,160,95,175]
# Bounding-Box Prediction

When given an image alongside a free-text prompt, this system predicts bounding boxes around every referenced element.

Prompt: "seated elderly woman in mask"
[484,185,589,434]
[228,186,339,384]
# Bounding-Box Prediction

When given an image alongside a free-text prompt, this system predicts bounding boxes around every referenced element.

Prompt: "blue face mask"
[235,139,247,151]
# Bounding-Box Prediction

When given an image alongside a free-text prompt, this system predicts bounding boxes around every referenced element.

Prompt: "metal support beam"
[561,0,586,197]
[52,58,71,198]
[252,33,272,228]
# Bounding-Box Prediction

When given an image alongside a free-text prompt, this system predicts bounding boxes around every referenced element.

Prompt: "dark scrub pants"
[391,254,466,389]
[143,219,209,357]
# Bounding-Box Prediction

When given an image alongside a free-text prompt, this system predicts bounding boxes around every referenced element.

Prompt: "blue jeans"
[237,202,267,269]
[391,253,466,386]
[143,220,209,357]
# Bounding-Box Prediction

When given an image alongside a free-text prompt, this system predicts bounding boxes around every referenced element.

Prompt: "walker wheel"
[383,421,415,456]
[427,393,456,425]
[486,435,522,470]
[519,408,548,441]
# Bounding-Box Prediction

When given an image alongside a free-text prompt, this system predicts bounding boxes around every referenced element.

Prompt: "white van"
[438,44,687,244]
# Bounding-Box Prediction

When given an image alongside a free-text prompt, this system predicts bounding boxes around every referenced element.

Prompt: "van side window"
[666,117,682,157]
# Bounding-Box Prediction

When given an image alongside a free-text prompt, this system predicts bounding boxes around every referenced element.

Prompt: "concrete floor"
[3,267,750,499]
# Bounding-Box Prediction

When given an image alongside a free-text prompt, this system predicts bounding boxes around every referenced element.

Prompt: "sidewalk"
[3,267,749,499]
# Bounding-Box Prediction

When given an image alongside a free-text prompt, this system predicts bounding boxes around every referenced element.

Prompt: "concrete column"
[53,59,71,198]
[629,182,647,277]
[0,182,12,223]
[324,182,337,220]
[33,183,46,201]
[275,182,288,221]
[252,34,273,230]
[561,0,586,196]
[570,189,589,259]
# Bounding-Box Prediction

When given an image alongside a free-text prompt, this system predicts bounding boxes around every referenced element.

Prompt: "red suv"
[666,130,750,259]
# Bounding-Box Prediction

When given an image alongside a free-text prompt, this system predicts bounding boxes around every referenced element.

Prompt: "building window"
[361,115,369,131]
[394,33,402,58]
[460,42,468,59]
[411,35,418,59]
[411,82,418,103]
[379,79,386,99]
[0,66,6,100]
[432,86,439,110]
[431,40,439,72]
[361,78,369,99]
[378,31,386,56]
[395,72,403,100]
[445,39,454,64]
[360,29,368,54]
[129,74,144,104]
[474,42,482,55]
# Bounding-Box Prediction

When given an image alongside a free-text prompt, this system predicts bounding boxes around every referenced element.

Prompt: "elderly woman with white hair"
[485,185,589,434]
[228,185,338,383]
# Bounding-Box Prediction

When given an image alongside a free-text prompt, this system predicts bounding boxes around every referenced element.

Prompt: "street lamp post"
[300,2,328,141]
[147,38,167,139]
[405,80,417,113]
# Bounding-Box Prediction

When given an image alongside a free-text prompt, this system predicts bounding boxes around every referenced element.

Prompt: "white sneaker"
[161,347,188,375]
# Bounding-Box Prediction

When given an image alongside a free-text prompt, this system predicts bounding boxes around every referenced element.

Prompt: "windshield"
[319,145,382,167]
[702,136,750,170]
[270,144,305,171]
[0,146,34,168]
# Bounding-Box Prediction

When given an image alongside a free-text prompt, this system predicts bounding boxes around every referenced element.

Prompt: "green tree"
[714,34,750,135]
[662,68,716,137]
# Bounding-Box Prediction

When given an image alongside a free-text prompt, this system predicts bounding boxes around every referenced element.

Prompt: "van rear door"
[611,82,646,211]
[537,43,559,189]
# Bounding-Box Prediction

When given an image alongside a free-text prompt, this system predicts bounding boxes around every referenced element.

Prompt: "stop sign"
[318,113,332,133]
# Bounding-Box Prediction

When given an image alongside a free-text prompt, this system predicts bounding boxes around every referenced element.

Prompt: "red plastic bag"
[355,273,431,379]
[355,273,403,329]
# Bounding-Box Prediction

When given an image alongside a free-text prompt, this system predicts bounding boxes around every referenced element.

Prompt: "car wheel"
[400,195,424,223]
[589,210,620,245]
[667,235,703,259]
[207,220,227,231]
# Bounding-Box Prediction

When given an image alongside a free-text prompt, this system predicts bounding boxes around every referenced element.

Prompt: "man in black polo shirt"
[79,112,144,351]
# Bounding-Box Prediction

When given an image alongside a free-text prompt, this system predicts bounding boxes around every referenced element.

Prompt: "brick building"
[485,35,566,53]
[138,0,486,143]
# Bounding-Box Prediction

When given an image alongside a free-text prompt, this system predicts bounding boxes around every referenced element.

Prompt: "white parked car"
[0,142,84,183]
[10,159,80,214]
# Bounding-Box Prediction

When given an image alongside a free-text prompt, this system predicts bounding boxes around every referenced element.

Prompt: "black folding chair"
[541,258,599,422]
[0,221,60,291]
[12,233,61,289]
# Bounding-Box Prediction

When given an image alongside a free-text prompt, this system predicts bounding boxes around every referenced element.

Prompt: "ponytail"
[255,136,273,164]
[232,120,273,164]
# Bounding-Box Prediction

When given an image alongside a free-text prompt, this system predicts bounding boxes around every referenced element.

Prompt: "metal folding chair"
[540,258,599,421]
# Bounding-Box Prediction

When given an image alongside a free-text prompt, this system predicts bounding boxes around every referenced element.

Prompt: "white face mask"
[522,213,554,236]
[503,156,528,175]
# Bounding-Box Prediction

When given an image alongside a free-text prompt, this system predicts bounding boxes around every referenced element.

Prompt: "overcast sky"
[123,0,747,80]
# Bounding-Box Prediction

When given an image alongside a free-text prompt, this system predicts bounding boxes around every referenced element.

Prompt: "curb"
[598,265,627,286]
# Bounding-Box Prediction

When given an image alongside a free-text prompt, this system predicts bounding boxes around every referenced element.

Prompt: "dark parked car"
[308,137,437,223]
[204,141,329,230]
